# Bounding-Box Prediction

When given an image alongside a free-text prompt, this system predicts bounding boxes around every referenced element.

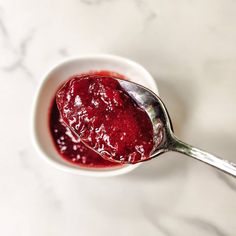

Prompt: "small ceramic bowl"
[31,54,159,177]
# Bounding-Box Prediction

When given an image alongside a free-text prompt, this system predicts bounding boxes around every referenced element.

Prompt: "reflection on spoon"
[118,79,236,177]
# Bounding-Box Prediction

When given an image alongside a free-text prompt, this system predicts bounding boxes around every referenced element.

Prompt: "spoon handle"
[169,135,236,177]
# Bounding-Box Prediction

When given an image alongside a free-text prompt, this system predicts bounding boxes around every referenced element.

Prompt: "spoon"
[117,78,236,177]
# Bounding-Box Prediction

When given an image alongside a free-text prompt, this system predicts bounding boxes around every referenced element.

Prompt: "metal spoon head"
[117,78,174,162]
[116,80,236,177]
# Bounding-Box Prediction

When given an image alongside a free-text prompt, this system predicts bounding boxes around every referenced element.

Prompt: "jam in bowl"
[31,55,159,177]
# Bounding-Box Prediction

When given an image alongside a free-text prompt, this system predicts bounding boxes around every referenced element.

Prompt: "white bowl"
[31,54,159,177]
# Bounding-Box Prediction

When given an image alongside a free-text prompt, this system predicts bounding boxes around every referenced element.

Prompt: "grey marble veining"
[134,0,157,26]
[0,10,35,83]
[183,217,228,236]
[0,9,8,38]
[80,0,115,5]
[57,48,69,57]
[3,31,35,82]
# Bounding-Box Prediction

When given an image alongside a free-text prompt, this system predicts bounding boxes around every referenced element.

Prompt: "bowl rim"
[31,54,159,177]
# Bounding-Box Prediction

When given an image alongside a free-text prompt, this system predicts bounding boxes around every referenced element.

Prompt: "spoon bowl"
[118,79,236,177]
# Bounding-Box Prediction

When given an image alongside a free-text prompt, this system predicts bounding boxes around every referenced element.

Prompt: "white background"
[0,0,236,235]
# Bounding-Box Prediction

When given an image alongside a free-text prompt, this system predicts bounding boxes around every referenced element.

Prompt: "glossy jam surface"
[49,100,121,168]
[56,74,154,163]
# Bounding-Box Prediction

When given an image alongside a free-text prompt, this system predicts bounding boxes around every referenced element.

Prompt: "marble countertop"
[1,0,236,235]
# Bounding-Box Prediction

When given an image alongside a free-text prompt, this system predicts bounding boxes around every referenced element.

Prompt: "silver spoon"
[118,78,236,177]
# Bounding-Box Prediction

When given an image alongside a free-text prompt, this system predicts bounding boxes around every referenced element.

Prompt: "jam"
[49,99,121,168]
[56,73,154,164]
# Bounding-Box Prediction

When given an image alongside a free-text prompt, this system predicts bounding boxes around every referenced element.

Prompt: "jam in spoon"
[118,79,236,177]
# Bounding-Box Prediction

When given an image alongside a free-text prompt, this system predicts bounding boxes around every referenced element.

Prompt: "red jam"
[56,73,154,164]
[49,99,121,168]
